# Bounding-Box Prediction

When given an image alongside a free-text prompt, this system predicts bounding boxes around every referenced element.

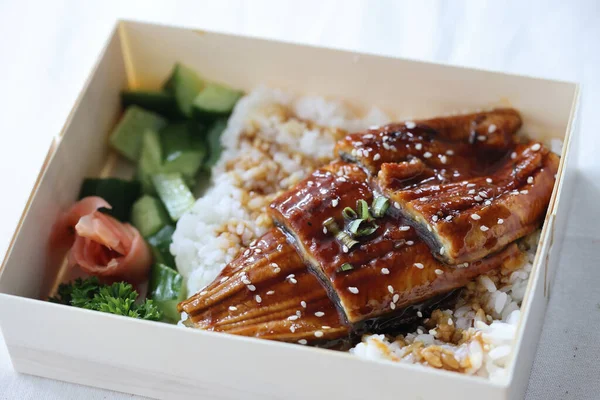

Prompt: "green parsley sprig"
[50,277,162,321]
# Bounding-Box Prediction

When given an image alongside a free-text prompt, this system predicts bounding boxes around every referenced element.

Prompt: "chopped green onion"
[323,217,340,234]
[372,196,390,218]
[357,223,379,236]
[338,263,354,272]
[347,218,366,236]
[342,207,358,220]
[356,199,372,221]
[336,231,359,249]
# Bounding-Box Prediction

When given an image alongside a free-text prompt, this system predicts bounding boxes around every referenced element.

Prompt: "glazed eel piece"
[336,109,559,264]
[179,227,351,344]
[268,161,525,324]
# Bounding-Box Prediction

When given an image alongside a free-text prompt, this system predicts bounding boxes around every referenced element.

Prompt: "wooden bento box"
[0,20,579,400]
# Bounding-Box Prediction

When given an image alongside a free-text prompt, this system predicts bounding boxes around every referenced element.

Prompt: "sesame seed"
[273,267,281,273]
[477,135,487,141]
[406,240,414,245]
[388,285,394,294]
[440,155,448,164]
[255,249,262,254]
[527,176,534,184]
[314,331,324,338]
[415,143,423,150]
[286,274,295,279]
[432,215,439,222]
[486,178,493,183]
[373,153,381,161]
[479,191,488,198]
[383,142,391,150]
[290,278,297,284]
[440,247,445,255]
[400,226,410,231]
[484,200,491,206]
[323,227,328,234]
[468,189,476,195]
[511,152,517,159]
[394,202,401,209]
[199,290,207,296]
[381,268,390,275]
[423,151,432,158]
[332,198,339,207]
[247,285,256,291]
[414,263,424,269]
[488,124,497,133]
[322,326,331,329]
[474,195,483,202]
[417,328,424,335]
[393,294,400,303]
[427,225,432,232]
[242,278,251,285]
[446,150,454,156]
[255,295,262,303]
[405,121,416,129]
[220,276,228,283]
[243,249,250,257]
[290,326,296,333]
[429,329,438,335]
[520,190,529,194]
[267,290,275,295]
[342,245,349,253]
[448,318,453,325]
[315,312,325,317]
[435,269,444,275]
[417,311,423,318]
[467,183,476,187]
[471,214,481,220]
[531,143,541,151]
[480,225,489,232]
[288,315,298,321]
[300,301,307,308]
[296,311,302,317]
[229,306,237,311]
[348,287,359,294]
[298,339,307,345]
[390,302,396,310]
[445,215,453,221]
[498,218,504,224]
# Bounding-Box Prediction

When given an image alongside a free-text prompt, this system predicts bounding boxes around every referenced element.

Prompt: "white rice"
[171,86,389,296]
[171,91,554,380]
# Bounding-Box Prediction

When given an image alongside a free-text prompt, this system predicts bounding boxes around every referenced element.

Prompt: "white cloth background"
[0,1,599,399]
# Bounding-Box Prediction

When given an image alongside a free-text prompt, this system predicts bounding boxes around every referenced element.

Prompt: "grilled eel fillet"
[336,109,558,264]
[179,109,556,343]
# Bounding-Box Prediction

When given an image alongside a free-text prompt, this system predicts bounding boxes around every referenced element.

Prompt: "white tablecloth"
[1,1,599,399]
